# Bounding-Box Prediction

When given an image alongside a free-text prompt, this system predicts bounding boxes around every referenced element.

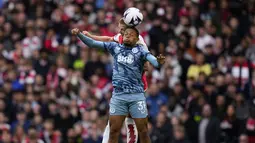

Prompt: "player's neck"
[124,43,135,48]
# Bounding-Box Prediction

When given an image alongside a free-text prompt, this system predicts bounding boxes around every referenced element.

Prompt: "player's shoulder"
[106,41,119,46]
[104,41,120,51]
[134,44,148,53]
[138,35,146,44]
[138,35,144,40]
[107,42,123,53]
[137,35,149,50]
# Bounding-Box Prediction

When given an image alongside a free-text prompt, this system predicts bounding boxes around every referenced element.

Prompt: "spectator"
[41,119,61,143]
[198,104,220,143]
[0,130,13,143]
[186,37,197,61]
[234,93,249,121]
[196,27,215,53]
[66,128,77,143]
[239,134,248,143]
[147,84,168,120]
[13,125,26,143]
[219,104,239,143]
[217,56,228,74]
[55,106,74,141]
[245,100,255,143]
[179,111,198,143]
[83,122,103,143]
[22,28,41,59]
[161,66,180,89]
[244,71,255,99]
[232,52,250,89]
[204,44,217,68]
[33,52,50,78]
[214,95,226,121]
[152,112,171,143]
[166,85,185,118]
[83,49,105,81]
[44,29,59,53]
[170,125,191,143]
[187,90,205,122]
[22,127,44,143]
[187,53,212,80]
[175,16,197,37]
[11,111,30,134]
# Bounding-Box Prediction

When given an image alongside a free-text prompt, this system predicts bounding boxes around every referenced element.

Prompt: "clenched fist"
[157,54,165,65]
[82,30,90,36]
[71,28,80,35]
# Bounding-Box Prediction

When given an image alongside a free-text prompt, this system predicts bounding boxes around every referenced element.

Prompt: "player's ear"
[136,34,140,41]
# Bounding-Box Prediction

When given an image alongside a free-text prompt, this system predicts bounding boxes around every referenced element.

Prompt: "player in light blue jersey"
[71,27,165,143]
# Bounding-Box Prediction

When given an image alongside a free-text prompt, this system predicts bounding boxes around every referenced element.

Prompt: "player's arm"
[82,31,113,42]
[145,53,165,68]
[72,28,105,49]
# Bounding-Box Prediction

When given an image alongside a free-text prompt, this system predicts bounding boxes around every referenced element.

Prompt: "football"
[123,7,143,27]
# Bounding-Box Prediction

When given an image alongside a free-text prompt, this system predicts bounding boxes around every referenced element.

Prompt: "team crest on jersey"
[117,54,134,64]
[114,46,120,53]
[132,48,138,54]
[110,107,115,113]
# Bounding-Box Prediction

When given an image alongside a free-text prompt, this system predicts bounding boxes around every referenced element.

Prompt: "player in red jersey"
[82,18,149,143]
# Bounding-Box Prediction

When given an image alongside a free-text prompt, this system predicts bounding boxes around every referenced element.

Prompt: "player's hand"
[157,54,165,65]
[82,30,90,36]
[71,28,80,35]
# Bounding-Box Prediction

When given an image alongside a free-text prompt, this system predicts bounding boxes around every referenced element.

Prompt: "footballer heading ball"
[123,7,143,27]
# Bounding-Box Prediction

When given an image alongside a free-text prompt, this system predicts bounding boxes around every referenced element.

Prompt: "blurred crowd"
[0,0,255,143]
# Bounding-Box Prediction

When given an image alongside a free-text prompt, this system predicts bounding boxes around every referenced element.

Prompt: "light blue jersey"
[77,32,160,118]
[77,33,159,95]
[104,42,149,95]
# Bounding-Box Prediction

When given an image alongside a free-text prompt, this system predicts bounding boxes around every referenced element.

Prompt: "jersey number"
[137,101,147,113]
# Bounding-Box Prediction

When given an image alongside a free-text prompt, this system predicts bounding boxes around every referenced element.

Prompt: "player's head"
[118,18,128,36]
[123,27,139,47]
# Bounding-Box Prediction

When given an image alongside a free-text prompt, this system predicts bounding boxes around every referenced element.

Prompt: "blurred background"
[0,0,255,143]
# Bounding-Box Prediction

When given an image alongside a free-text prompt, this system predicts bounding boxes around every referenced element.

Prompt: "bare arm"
[82,31,113,42]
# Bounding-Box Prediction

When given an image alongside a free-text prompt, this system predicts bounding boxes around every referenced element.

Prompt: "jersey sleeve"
[103,42,118,55]
[141,48,159,68]
[146,54,159,68]
[77,33,105,49]
[113,33,121,43]
[137,35,149,51]
[77,33,117,55]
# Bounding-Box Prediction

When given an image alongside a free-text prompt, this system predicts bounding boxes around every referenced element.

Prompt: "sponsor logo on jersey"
[117,54,134,64]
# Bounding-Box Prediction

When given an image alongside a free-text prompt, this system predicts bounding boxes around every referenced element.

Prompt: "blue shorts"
[109,93,148,118]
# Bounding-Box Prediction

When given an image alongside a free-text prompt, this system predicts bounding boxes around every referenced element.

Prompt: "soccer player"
[71,27,165,143]
[82,19,148,90]
[82,18,148,143]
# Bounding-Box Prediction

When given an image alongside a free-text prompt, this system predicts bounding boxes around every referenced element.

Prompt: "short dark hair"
[125,27,139,38]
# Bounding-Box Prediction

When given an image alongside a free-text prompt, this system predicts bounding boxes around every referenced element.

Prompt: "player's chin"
[124,41,130,45]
